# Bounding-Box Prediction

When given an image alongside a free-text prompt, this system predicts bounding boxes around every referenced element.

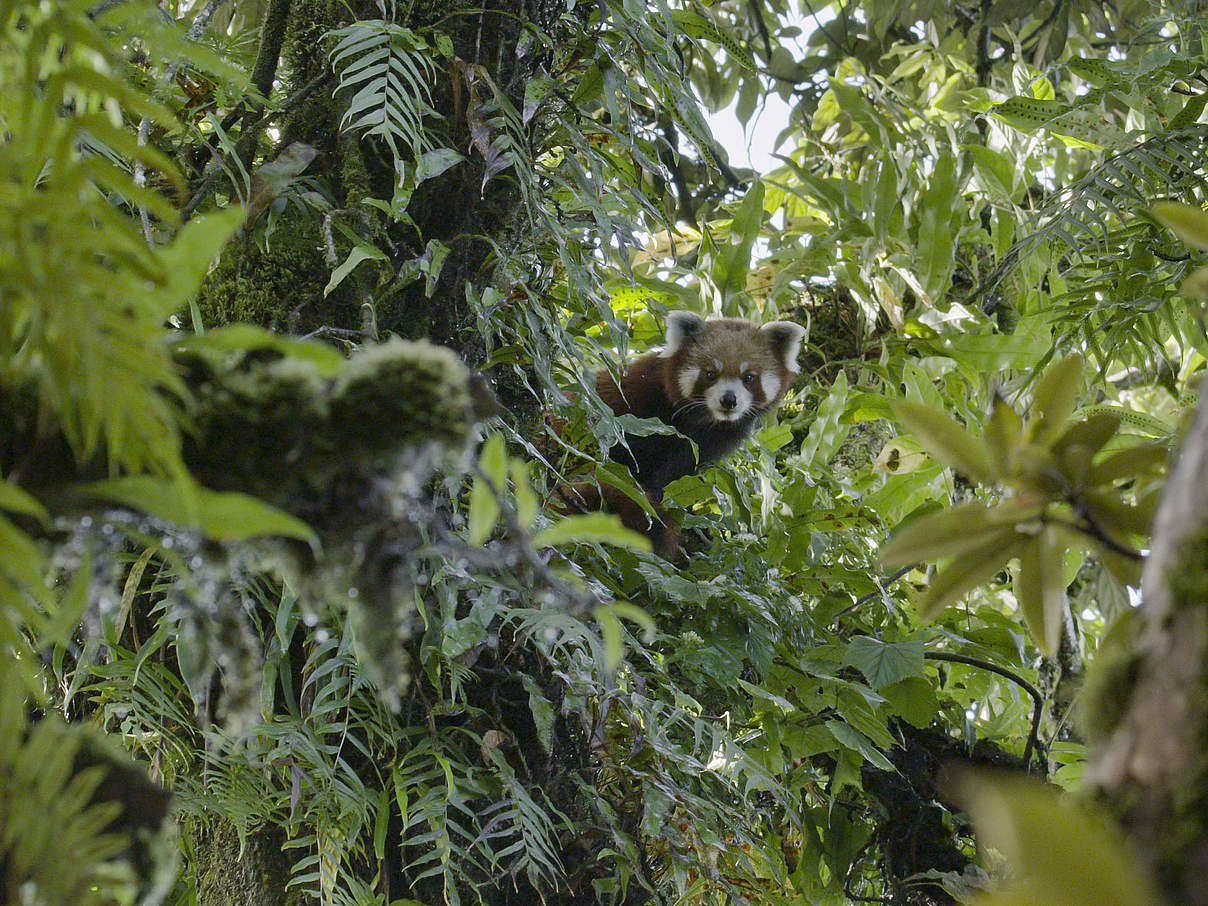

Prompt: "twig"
[924,651,1045,771]
[829,565,916,627]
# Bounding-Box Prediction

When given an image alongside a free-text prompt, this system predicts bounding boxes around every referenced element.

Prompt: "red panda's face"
[659,313,805,423]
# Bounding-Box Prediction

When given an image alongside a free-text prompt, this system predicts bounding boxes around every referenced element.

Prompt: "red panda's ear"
[660,311,707,357]
[760,321,806,373]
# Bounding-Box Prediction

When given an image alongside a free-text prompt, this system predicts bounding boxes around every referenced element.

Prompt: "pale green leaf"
[918,533,1030,620]
[1027,353,1084,446]
[1014,525,1066,656]
[956,771,1168,906]
[1152,201,1208,251]
[532,512,651,552]
[878,499,1040,568]
[892,399,995,483]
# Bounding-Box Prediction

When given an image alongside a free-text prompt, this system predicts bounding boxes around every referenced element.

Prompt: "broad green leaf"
[1026,353,1083,446]
[878,499,1041,568]
[158,208,244,314]
[467,434,506,545]
[1088,442,1169,486]
[984,397,1022,476]
[1014,525,1066,656]
[324,243,387,297]
[79,477,316,542]
[713,181,765,304]
[800,371,850,465]
[891,399,995,483]
[825,719,895,771]
[532,512,651,551]
[0,481,48,524]
[881,676,941,728]
[840,637,925,689]
[510,460,538,530]
[918,533,1030,619]
[1053,412,1121,486]
[956,771,1168,906]
[175,324,345,376]
[1152,201,1208,251]
[415,148,465,183]
[1080,490,1154,538]
[521,674,555,754]
[916,152,957,302]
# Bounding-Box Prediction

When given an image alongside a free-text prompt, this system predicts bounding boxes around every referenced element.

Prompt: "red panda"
[564,311,805,557]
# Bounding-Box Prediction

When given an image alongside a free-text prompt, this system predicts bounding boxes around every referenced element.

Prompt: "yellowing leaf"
[892,400,995,484]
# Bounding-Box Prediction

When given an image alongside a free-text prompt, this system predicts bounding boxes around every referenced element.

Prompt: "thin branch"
[924,651,1045,771]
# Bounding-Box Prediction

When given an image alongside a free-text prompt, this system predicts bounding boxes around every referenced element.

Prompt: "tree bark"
[1090,374,1208,903]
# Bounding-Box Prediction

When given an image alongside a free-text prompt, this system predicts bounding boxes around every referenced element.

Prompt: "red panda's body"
[579,312,805,556]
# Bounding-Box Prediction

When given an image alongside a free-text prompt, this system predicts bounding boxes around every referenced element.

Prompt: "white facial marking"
[677,366,700,399]
[659,311,707,358]
[760,371,781,402]
[705,378,752,422]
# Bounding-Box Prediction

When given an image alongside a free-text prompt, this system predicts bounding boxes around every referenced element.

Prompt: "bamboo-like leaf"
[532,512,651,551]
[1014,525,1066,656]
[918,533,1030,620]
[891,399,995,483]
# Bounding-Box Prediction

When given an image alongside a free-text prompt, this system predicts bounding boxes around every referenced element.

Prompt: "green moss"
[195,210,357,333]
[1077,607,1144,743]
[181,337,472,506]
[327,337,472,457]
[1169,524,1208,610]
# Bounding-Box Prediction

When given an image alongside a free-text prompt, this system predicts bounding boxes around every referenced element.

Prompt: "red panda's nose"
[720,390,737,410]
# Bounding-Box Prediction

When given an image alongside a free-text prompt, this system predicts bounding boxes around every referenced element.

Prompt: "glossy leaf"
[531,512,651,551]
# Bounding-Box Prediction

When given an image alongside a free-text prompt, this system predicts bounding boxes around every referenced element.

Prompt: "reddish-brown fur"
[563,313,804,557]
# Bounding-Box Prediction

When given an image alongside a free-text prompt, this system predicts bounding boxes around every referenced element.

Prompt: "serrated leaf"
[918,533,1030,620]
[1152,201,1208,251]
[841,637,925,689]
[1014,525,1066,656]
[1027,353,1083,446]
[79,477,316,542]
[956,771,1168,906]
[532,512,651,551]
[892,399,995,483]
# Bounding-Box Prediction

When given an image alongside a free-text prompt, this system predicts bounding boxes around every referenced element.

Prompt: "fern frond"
[328,20,440,166]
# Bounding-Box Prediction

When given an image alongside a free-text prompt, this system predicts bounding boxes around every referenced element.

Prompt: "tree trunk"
[1090,374,1208,903]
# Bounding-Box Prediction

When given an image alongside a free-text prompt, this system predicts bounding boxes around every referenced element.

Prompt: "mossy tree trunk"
[179,0,549,899]
[1091,376,1208,905]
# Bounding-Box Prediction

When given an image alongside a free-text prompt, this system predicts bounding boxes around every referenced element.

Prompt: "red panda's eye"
[704,368,718,381]
[742,372,756,386]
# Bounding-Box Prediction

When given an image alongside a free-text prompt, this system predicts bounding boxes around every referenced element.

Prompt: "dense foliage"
[2,0,1208,904]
